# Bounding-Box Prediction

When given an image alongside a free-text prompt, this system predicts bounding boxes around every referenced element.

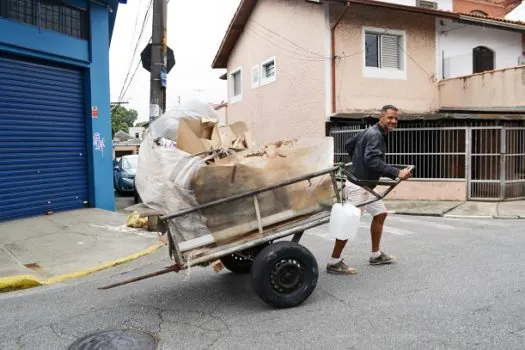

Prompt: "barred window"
[0,0,88,39]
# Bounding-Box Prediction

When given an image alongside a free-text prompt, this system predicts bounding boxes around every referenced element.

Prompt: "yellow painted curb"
[0,243,165,293]
[0,275,42,293]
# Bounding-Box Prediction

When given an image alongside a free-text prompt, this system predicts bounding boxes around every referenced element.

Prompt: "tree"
[111,105,138,137]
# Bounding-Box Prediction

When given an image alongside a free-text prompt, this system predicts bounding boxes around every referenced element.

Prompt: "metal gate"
[502,127,525,200]
[328,122,525,201]
[0,54,89,221]
[467,127,525,201]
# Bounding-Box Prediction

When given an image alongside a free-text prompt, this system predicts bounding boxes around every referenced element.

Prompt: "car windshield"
[122,155,138,170]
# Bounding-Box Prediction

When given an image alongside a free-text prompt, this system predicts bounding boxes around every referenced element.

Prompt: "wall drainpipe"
[331,1,350,115]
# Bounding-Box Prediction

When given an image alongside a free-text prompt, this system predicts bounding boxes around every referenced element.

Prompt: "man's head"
[379,104,399,133]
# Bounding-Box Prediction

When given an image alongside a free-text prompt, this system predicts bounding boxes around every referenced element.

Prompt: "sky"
[109,0,241,123]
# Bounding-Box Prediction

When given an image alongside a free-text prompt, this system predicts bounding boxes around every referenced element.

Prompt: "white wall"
[374,0,453,11]
[437,18,523,79]
[128,127,145,140]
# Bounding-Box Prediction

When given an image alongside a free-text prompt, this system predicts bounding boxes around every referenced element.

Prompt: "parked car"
[113,154,138,194]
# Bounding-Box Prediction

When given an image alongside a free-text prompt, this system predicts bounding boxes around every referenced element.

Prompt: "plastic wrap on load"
[135,100,335,248]
[149,99,219,141]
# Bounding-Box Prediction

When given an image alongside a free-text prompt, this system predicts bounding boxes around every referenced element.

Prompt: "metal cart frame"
[100,162,414,309]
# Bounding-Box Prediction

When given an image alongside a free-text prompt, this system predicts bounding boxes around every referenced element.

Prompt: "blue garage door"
[0,55,89,221]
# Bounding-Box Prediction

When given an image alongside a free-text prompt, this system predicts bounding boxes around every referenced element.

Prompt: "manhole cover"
[68,329,157,350]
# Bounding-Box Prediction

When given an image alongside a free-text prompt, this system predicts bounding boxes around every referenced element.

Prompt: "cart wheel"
[220,243,270,274]
[251,241,318,309]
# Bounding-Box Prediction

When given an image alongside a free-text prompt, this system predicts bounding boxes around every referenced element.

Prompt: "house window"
[473,46,494,73]
[416,0,437,9]
[260,57,276,85]
[0,0,89,39]
[363,27,406,80]
[251,65,260,89]
[230,68,242,103]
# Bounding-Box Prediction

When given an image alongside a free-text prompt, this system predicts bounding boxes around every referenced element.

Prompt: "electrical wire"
[117,0,154,103]
[129,0,144,53]
[250,19,326,59]
[120,36,153,101]
[246,25,328,61]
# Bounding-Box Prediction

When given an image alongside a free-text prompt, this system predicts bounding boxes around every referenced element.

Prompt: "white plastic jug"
[328,202,362,241]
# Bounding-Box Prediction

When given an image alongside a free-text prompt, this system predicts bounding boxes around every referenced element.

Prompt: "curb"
[0,243,164,293]
[391,211,444,217]
[389,212,524,219]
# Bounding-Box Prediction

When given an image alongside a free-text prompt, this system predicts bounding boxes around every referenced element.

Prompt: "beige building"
[212,0,525,201]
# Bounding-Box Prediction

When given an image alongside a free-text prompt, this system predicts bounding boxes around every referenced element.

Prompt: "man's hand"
[398,168,412,180]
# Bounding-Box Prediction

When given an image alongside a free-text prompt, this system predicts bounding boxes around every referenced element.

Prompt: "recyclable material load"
[135,100,335,247]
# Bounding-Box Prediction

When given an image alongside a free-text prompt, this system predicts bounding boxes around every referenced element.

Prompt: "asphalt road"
[0,215,523,350]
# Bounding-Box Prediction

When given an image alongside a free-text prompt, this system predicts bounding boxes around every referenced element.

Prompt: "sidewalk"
[0,208,164,293]
[385,200,525,219]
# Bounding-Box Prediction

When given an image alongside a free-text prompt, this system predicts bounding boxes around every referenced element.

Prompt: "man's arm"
[344,130,364,158]
[363,134,400,180]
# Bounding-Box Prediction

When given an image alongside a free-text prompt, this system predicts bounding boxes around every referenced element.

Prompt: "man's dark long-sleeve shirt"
[345,123,400,183]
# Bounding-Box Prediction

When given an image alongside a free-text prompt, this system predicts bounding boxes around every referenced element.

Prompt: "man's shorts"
[344,180,387,217]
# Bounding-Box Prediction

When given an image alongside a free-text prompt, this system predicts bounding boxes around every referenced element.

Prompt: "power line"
[246,25,328,61]
[129,0,144,53]
[120,36,153,102]
[247,25,363,62]
[117,0,154,102]
[250,20,326,59]
[120,59,142,102]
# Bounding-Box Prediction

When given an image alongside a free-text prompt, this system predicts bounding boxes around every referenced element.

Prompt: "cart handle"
[344,164,415,208]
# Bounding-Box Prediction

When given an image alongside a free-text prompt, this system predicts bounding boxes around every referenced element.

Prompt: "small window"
[363,27,406,80]
[365,32,402,69]
[251,65,260,89]
[473,46,494,73]
[0,0,88,39]
[416,0,438,9]
[260,57,276,85]
[230,68,242,103]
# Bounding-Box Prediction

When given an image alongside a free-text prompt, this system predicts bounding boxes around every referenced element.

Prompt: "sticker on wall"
[91,106,99,118]
[93,132,105,157]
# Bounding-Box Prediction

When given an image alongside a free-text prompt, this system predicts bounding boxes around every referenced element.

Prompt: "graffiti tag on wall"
[93,132,105,157]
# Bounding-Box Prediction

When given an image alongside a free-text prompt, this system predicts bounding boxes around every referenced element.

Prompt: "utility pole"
[149,0,167,121]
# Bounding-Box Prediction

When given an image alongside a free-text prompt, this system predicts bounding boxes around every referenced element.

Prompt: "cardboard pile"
[135,101,335,250]
[175,119,254,162]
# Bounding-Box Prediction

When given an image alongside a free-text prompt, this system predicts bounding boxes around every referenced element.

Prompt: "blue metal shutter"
[0,54,89,221]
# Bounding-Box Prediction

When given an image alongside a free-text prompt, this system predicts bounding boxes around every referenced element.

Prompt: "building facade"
[0,0,122,221]
[212,0,525,201]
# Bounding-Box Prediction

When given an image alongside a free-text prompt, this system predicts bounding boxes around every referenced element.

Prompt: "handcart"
[100,163,414,309]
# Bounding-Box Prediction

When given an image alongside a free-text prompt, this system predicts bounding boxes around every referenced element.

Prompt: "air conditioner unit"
[416,0,438,9]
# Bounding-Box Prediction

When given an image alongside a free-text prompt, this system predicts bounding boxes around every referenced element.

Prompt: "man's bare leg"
[327,239,357,275]
[371,213,387,252]
[369,212,396,265]
[331,239,347,259]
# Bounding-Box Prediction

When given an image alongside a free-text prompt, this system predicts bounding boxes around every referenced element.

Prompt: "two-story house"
[211,0,525,202]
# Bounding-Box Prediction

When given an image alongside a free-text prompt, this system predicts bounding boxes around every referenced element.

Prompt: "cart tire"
[251,241,318,309]
[220,243,270,274]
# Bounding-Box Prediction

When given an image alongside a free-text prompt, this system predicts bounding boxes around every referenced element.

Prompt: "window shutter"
[264,61,275,78]
[233,72,242,96]
[380,35,401,69]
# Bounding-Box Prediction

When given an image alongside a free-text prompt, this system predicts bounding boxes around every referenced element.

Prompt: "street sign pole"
[149,0,167,121]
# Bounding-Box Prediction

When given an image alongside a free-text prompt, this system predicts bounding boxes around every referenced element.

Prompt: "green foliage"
[111,105,138,136]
